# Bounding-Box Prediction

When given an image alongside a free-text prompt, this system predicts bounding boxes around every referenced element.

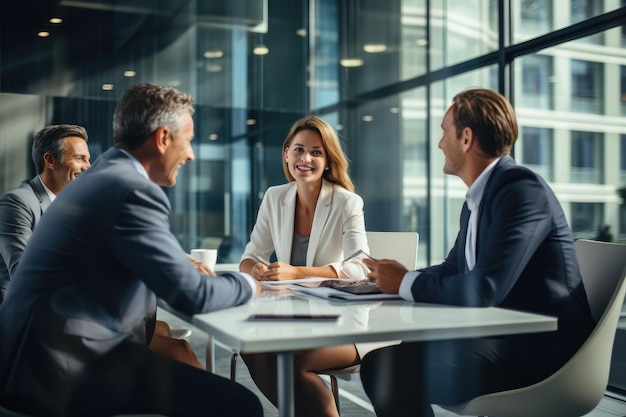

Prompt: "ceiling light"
[49,17,63,24]
[101,84,114,91]
[416,38,428,46]
[253,45,269,56]
[390,107,399,113]
[203,50,224,59]
[362,115,374,122]
[340,58,364,68]
[336,124,344,131]
[246,119,257,126]
[209,134,218,141]
[296,28,307,37]
[363,44,387,53]
[123,70,136,77]
[37,31,50,38]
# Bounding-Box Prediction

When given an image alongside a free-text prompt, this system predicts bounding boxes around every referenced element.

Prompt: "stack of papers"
[261,277,402,301]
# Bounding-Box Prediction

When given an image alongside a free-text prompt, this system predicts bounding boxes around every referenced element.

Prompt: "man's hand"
[363,258,408,294]
[188,254,216,276]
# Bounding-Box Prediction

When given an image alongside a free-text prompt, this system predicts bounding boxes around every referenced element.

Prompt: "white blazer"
[241,179,369,280]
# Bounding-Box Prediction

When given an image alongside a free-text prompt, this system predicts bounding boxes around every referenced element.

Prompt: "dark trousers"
[63,341,264,417]
[360,338,527,417]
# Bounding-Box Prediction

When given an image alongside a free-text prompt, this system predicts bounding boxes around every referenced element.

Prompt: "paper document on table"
[291,286,402,302]
[260,277,351,288]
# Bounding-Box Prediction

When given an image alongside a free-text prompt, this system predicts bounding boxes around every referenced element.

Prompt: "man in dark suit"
[0,124,90,303]
[361,88,595,417]
[0,83,263,417]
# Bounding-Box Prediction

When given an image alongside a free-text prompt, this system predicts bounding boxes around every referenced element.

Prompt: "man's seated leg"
[360,338,526,417]
[68,340,263,417]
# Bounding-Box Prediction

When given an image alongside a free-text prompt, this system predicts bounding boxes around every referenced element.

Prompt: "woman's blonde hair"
[282,115,354,192]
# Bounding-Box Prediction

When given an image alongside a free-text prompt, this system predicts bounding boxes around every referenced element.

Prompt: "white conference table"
[191,291,557,417]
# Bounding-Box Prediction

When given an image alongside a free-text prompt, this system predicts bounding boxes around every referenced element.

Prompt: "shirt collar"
[465,157,502,211]
[118,148,149,179]
[38,176,57,201]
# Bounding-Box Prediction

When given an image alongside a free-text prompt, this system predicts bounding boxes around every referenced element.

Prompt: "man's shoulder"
[0,179,38,203]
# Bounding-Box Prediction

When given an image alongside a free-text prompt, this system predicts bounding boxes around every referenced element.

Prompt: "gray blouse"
[290,233,310,266]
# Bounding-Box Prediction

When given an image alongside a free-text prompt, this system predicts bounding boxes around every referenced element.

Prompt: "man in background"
[361,88,594,417]
[0,82,263,416]
[0,124,90,303]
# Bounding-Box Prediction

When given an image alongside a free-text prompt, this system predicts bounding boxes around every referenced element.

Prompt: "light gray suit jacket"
[0,176,51,299]
[0,147,254,411]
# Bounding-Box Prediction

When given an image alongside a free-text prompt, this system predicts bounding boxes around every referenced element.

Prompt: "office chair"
[439,239,626,417]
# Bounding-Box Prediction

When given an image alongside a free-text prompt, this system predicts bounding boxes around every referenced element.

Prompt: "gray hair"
[32,124,88,174]
[113,83,195,150]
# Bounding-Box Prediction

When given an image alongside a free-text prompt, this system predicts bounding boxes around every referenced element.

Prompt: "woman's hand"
[258,261,300,281]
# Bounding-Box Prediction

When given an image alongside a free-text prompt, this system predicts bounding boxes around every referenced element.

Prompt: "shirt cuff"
[239,272,257,302]
[398,270,421,301]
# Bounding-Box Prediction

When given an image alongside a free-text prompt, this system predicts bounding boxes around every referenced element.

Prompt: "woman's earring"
[325,166,330,171]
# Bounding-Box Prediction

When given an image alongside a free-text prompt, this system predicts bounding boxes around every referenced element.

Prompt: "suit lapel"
[307,180,332,266]
[29,177,52,215]
[278,183,297,262]
[459,203,470,273]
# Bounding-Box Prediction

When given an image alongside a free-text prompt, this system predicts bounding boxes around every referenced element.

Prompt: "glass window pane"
[430,0,499,70]
[514,0,621,41]
[570,131,604,184]
[520,127,554,181]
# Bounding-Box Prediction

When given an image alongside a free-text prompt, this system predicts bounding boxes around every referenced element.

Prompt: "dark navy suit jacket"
[411,155,594,382]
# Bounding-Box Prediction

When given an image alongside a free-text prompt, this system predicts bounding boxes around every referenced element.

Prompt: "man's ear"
[43,152,56,169]
[153,126,170,154]
[461,127,474,152]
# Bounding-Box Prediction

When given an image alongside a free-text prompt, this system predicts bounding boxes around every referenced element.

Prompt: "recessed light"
[102,84,114,91]
[246,119,257,126]
[362,115,374,122]
[123,70,136,77]
[416,38,428,46]
[296,28,307,37]
[203,50,224,59]
[340,58,364,68]
[390,107,400,113]
[209,134,218,140]
[253,45,269,56]
[363,44,387,53]
[37,31,50,38]
[49,17,63,24]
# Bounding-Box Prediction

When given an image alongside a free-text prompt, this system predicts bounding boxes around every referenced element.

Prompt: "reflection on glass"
[519,54,554,110]
[521,127,553,181]
[570,131,604,184]
[571,60,604,114]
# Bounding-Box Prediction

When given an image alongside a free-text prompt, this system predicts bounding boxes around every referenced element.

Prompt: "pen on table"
[252,252,271,266]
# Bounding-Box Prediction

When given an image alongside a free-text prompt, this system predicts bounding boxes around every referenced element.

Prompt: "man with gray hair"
[0,124,90,302]
[0,83,262,416]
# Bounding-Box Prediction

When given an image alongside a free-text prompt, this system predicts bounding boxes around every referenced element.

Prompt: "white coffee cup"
[191,249,218,270]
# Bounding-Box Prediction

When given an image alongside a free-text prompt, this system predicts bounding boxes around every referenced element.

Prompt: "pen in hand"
[251,252,271,266]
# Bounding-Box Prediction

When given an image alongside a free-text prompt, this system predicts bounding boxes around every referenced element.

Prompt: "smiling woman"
[235,115,396,417]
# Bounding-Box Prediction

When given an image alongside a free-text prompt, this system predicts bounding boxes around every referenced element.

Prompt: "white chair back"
[366,231,419,270]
